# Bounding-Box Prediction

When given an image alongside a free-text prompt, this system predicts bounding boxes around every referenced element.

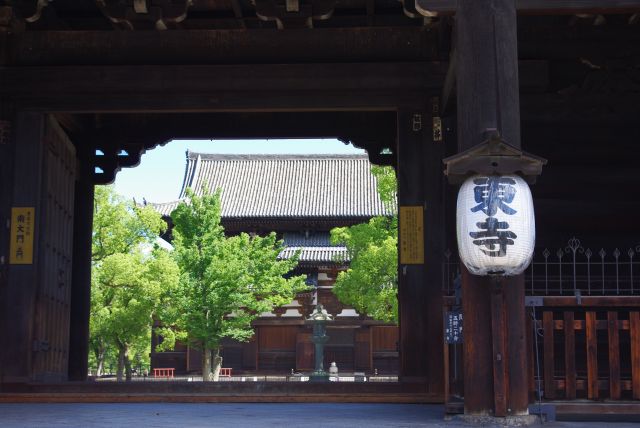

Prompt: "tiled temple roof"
[279,246,348,264]
[149,200,181,217]
[147,153,394,265]
[178,152,392,219]
[281,232,348,264]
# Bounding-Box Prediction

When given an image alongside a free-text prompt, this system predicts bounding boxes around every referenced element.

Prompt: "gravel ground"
[0,403,638,428]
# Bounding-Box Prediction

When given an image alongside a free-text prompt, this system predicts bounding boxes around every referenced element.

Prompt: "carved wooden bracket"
[23,0,52,23]
[398,0,427,19]
[339,137,396,169]
[96,0,192,30]
[92,136,168,185]
[254,0,335,29]
[0,1,51,31]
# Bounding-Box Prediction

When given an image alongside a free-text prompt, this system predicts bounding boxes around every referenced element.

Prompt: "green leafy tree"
[161,189,307,381]
[90,186,179,380]
[330,166,398,323]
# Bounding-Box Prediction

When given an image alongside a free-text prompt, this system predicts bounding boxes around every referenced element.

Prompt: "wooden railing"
[527,296,640,401]
[153,367,175,378]
[443,295,640,411]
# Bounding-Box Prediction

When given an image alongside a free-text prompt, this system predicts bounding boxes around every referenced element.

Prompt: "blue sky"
[114,139,365,203]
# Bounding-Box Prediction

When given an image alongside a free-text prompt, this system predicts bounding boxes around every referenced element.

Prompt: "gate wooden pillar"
[0,103,15,382]
[396,107,445,395]
[0,112,77,383]
[68,142,94,381]
[456,0,529,416]
[0,112,46,382]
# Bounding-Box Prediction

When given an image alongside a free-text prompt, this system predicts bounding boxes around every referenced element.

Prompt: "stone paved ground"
[0,403,638,428]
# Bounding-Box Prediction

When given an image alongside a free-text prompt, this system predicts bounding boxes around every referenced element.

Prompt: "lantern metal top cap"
[307,304,333,322]
[443,130,547,184]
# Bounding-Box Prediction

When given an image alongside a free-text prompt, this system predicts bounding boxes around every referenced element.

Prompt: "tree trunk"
[116,342,133,382]
[116,346,125,382]
[202,347,212,382]
[212,347,223,382]
[95,347,105,377]
[124,344,132,382]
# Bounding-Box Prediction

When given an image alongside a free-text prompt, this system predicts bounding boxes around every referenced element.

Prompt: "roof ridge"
[149,199,183,206]
[185,153,369,161]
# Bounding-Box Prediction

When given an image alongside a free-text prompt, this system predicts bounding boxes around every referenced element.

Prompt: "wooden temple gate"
[0,0,639,419]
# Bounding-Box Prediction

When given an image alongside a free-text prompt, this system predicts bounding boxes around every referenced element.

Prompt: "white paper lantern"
[456,175,535,276]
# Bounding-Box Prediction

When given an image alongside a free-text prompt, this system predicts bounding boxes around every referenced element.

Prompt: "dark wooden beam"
[68,141,94,381]
[441,60,549,113]
[0,63,446,112]
[6,28,438,66]
[0,60,552,113]
[75,111,400,183]
[521,92,640,123]
[417,0,640,15]
[87,112,397,142]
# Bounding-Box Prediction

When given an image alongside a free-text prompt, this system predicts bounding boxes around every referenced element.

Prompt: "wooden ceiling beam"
[0,62,445,112]
[0,60,551,113]
[84,112,397,142]
[416,0,640,16]
[6,27,438,66]
[520,92,640,122]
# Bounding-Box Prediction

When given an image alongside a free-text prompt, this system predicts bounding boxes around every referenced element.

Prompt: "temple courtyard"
[0,403,638,427]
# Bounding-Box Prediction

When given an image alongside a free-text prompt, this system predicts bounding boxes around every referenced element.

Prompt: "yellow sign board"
[399,206,424,265]
[9,207,35,265]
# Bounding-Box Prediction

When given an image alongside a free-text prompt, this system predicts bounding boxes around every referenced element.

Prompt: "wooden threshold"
[552,401,640,416]
[0,381,443,404]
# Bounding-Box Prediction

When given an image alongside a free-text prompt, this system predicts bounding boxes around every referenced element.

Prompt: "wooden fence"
[443,239,640,407]
[528,296,640,401]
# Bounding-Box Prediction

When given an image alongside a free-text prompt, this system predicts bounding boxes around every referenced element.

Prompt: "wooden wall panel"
[258,326,298,350]
[31,117,76,382]
[371,325,399,374]
[371,326,399,352]
[296,332,313,371]
[242,336,257,371]
[258,326,297,372]
[354,328,372,371]
[187,346,202,373]
[325,347,354,372]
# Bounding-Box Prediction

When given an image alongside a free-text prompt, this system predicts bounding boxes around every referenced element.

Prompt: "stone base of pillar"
[308,372,330,382]
[447,414,540,427]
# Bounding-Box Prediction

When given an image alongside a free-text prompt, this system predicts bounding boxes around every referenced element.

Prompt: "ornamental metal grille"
[444,237,640,296]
